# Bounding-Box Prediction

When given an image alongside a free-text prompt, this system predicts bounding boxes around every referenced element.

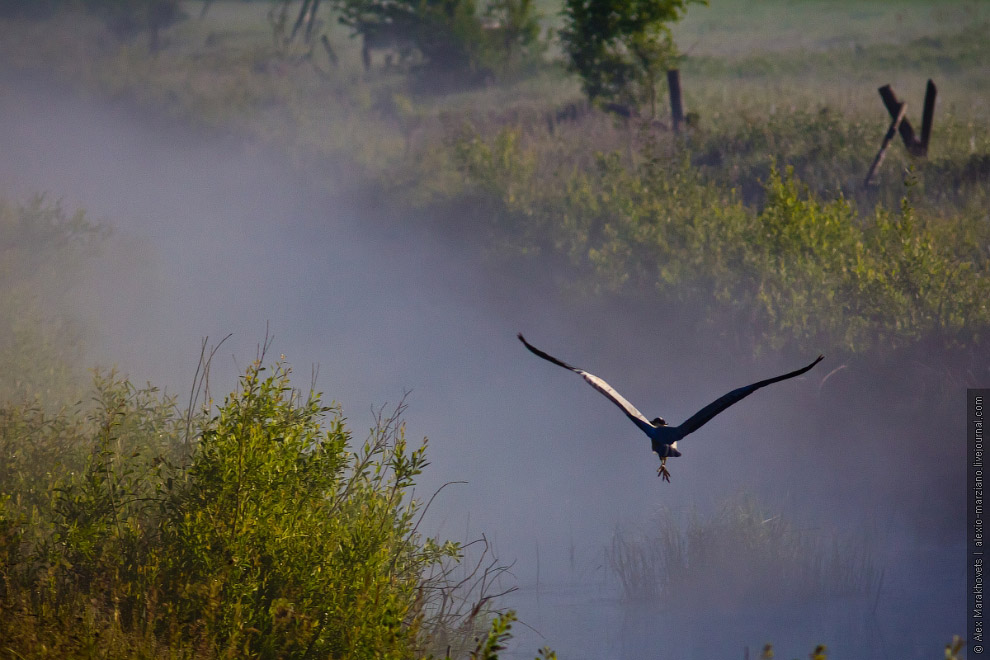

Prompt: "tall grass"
[609,495,883,607]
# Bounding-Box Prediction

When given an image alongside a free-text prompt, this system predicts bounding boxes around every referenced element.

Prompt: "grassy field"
[674,1,987,57]
[0,1,986,656]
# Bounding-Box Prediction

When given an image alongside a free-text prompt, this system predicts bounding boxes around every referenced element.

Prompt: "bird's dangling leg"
[657,457,671,483]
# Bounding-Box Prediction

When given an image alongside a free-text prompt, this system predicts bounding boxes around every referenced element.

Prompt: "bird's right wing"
[677,355,824,437]
[518,334,656,436]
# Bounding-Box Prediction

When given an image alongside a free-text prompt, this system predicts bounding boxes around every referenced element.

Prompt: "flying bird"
[518,333,823,482]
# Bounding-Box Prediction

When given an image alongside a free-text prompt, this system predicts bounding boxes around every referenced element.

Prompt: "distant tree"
[560,0,703,116]
[332,0,543,78]
[481,0,543,65]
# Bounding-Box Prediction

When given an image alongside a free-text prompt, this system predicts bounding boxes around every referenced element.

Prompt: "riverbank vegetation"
[0,1,984,655]
[4,1,985,371]
[0,197,514,658]
[0,346,508,658]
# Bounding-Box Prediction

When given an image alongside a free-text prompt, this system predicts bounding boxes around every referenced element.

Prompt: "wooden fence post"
[667,69,684,133]
[878,85,924,156]
[864,101,908,187]
[919,79,937,157]
[289,0,316,43]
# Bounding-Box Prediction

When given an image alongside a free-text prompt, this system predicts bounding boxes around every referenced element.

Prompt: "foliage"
[1,3,988,371]
[333,0,543,78]
[0,196,107,406]
[450,128,990,357]
[945,635,966,660]
[0,372,188,658]
[0,4,984,654]
[466,612,557,660]
[470,611,515,660]
[0,359,477,659]
[560,0,702,113]
[482,0,542,64]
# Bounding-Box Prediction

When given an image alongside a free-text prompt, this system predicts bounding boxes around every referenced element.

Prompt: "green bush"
[333,0,543,79]
[560,0,703,112]
[0,359,473,659]
[451,129,990,356]
[0,196,107,406]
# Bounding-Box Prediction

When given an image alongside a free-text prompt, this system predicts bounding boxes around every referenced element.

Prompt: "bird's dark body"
[517,333,823,481]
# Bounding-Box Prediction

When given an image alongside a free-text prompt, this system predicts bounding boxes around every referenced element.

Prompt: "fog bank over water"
[0,72,964,658]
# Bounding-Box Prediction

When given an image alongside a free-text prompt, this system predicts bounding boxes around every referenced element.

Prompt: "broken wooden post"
[667,69,684,133]
[865,101,908,187]
[320,34,338,66]
[289,0,315,43]
[919,79,937,157]
[878,84,927,156]
[304,0,323,42]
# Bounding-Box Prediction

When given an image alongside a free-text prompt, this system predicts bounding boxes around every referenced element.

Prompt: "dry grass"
[609,494,884,607]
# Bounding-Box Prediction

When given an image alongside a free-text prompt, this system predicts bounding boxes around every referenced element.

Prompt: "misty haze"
[1,1,986,658]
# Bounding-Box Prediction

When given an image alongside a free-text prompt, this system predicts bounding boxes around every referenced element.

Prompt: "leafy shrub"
[451,128,990,356]
[0,196,107,405]
[560,0,703,112]
[687,108,878,206]
[0,359,478,659]
[334,0,543,80]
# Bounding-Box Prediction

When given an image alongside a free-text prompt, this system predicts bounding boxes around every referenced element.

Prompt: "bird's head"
[651,416,667,427]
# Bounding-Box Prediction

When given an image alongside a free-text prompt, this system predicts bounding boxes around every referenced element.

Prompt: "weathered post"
[878,84,925,156]
[320,35,338,66]
[667,69,684,133]
[865,101,908,187]
[919,79,937,157]
[304,0,323,42]
[290,0,316,43]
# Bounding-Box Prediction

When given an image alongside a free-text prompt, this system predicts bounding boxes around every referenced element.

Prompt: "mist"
[0,69,965,659]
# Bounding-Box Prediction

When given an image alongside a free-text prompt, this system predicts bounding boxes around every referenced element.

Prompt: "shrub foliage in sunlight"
[0,359,472,658]
[452,129,990,357]
[560,0,702,112]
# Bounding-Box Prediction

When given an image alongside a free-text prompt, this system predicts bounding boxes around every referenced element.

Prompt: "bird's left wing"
[677,355,824,437]
[518,334,656,436]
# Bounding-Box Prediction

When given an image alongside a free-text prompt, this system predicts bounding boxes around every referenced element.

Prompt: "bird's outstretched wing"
[677,355,824,437]
[518,334,656,436]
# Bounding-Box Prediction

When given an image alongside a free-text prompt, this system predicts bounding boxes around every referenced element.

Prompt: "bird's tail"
[653,442,681,458]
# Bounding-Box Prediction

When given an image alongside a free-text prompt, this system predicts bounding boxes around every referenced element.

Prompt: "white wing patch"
[578,370,653,429]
